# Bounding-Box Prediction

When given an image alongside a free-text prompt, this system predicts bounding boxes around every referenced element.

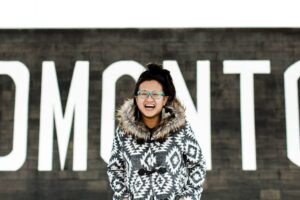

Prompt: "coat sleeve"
[107,128,131,200]
[179,122,206,200]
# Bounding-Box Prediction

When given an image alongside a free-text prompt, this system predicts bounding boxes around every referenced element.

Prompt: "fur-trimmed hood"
[116,98,186,141]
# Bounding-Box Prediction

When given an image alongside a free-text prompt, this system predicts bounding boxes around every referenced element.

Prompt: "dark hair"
[133,63,176,105]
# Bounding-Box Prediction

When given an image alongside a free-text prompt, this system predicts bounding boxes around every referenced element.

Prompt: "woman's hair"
[133,63,176,105]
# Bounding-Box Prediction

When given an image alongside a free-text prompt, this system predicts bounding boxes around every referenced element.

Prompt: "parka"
[107,98,206,200]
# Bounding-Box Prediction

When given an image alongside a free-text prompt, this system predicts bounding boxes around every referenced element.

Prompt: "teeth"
[145,105,155,108]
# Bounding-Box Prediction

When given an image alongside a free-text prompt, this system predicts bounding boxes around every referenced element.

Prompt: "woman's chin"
[141,111,159,119]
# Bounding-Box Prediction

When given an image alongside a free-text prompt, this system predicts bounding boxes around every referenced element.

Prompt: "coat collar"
[116,98,186,141]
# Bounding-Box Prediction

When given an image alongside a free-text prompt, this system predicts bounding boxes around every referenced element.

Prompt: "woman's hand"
[179,198,185,200]
[123,198,129,200]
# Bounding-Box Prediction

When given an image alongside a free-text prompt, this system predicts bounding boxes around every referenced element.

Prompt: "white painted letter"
[284,61,300,167]
[101,61,145,163]
[223,60,270,170]
[38,61,89,171]
[163,60,212,170]
[0,61,29,171]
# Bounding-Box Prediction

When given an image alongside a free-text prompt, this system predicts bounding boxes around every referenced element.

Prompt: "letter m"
[38,61,89,171]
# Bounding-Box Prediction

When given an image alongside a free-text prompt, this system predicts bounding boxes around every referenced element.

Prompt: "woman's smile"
[144,103,156,111]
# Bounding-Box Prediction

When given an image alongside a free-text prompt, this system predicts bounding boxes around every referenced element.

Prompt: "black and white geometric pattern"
[124,137,147,155]
[108,123,206,200]
[130,172,151,199]
[140,148,157,169]
[166,146,182,174]
[152,172,172,195]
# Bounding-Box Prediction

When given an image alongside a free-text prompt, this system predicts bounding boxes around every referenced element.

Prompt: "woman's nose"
[145,94,154,100]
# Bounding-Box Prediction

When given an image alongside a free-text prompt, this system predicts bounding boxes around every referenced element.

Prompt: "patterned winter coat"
[107,98,206,200]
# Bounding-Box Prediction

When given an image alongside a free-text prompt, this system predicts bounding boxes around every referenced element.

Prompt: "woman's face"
[135,80,169,120]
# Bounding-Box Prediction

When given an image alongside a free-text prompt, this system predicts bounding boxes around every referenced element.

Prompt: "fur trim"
[116,98,186,141]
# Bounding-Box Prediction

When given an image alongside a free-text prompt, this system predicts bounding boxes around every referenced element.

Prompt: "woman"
[107,63,206,200]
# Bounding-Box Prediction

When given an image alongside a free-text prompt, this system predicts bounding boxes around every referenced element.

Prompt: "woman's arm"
[179,122,207,200]
[107,128,131,200]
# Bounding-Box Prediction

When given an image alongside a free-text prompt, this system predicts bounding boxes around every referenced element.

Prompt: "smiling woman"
[107,63,206,200]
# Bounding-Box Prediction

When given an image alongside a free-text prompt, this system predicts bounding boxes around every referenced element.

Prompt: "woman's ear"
[163,96,169,106]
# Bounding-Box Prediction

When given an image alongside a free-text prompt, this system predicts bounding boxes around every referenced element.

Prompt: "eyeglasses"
[136,90,165,100]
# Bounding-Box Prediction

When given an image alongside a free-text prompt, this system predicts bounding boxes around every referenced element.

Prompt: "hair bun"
[146,63,163,71]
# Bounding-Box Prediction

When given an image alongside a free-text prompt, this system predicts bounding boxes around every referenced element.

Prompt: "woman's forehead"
[139,80,162,90]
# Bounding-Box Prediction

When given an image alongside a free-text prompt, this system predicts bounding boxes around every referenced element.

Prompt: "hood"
[116,98,186,141]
